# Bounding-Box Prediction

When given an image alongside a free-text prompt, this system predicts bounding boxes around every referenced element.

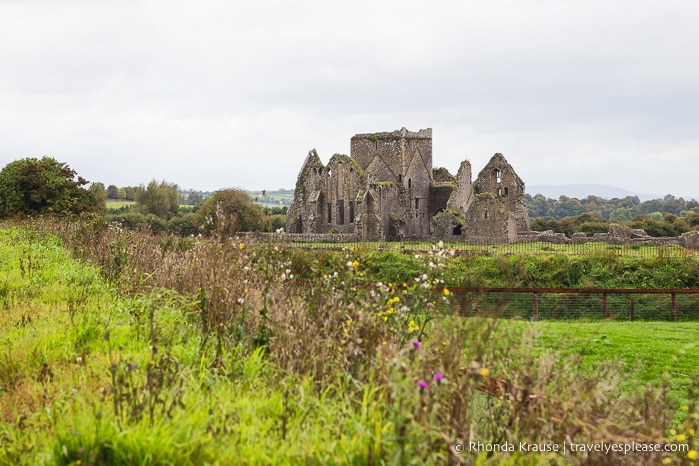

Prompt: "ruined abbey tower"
[285,128,530,242]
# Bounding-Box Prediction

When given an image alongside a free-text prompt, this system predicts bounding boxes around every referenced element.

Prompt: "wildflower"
[411,340,422,350]
[687,450,697,460]
[443,287,450,297]
[239,244,244,250]
[662,458,671,465]
[676,434,687,442]
[352,260,359,268]
[323,274,328,280]
[479,367,489,377]
[408,320,420,333]
[434,372,444,384]
[418,380,428,390]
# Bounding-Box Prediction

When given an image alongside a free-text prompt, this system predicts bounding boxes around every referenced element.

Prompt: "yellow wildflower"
[676,434,687,442]
[686,450,697,460]
[662,458,671,465]
[443,287,450,297]
[352,260,359,268]
[479,367,489,377]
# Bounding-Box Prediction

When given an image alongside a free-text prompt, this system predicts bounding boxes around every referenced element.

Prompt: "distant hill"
[528,184,672,201]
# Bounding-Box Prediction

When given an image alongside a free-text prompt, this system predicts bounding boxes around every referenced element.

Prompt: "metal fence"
[446,287,699,321]
[244,233,696,259]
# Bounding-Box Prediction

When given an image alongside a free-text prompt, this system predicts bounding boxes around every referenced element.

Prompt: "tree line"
[527,193,699,237]
[0,157,285,236]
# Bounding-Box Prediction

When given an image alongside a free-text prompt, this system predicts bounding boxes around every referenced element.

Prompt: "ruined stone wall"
[473,153,530,232]
[323,154,365,233]
[285,149,328,234]
[287,130,531,243]
[429,184,454,218]
[447,160,474,216]
[350,128,434,238]
[460,193,518,243]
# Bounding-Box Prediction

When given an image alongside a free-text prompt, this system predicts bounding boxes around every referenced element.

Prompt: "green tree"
[135,180,180,220]
[194,188,265,236]
[107,184,120,200]
[0,156,102,217]
[89,182,108,212]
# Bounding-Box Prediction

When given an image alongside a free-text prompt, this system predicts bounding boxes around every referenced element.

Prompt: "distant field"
[249,190,292,208]
[106,200,135,209]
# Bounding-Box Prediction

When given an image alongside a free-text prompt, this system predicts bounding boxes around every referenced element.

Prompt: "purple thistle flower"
[418,380,428,390]
[434,372,444,384]
[411,340,422,350]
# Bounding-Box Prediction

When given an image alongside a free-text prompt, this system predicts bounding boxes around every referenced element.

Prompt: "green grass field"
[105,200,135,209]
[1,224,697,464]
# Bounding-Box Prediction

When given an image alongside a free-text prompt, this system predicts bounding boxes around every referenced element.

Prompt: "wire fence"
[442,287,699,321]
[244,233,696,259]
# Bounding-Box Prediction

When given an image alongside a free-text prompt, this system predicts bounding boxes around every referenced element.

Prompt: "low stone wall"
[518,226,699,249]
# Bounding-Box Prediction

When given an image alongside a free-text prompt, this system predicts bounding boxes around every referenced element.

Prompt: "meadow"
[0,218,697,465]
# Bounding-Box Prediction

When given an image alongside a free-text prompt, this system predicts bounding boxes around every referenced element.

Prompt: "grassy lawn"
[1,224,697,464]
[528,321,698,404]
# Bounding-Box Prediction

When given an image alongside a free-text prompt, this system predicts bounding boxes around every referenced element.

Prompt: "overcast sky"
[1,0,698,199]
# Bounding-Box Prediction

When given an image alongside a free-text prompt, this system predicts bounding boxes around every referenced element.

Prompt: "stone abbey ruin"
[286,128,531,242]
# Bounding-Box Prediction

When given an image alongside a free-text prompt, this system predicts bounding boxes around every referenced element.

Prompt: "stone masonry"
[285,128,531,242]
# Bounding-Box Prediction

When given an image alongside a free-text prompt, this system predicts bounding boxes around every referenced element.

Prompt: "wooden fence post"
[630,296,635,321]
[602,293,608,319]
[671,293,677,321]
